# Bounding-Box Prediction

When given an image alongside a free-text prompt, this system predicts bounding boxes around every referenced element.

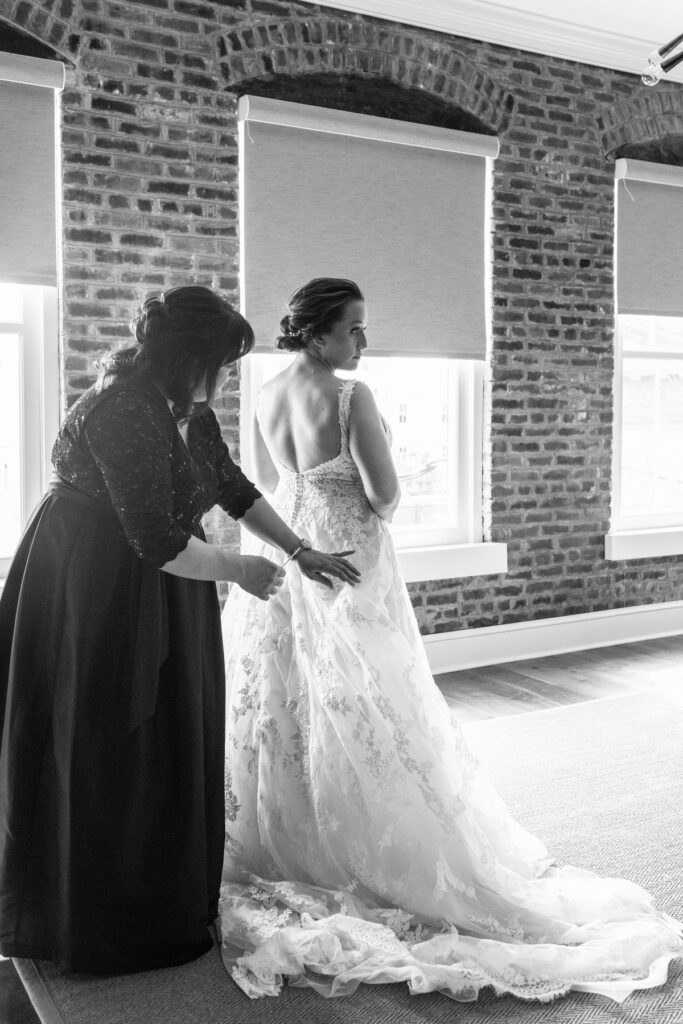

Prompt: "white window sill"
[398,542,508,583]
[605,528,683,561]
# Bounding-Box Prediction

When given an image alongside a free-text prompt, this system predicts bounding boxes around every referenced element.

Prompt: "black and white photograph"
[0,1,682,1022]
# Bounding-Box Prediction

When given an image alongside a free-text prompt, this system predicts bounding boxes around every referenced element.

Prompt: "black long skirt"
[0,488,225,973]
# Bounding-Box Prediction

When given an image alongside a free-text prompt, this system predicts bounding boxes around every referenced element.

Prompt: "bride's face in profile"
[317,299,368,371]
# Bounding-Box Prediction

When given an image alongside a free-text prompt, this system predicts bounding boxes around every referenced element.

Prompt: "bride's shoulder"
[259,365,290,393]
[256,367,291,409]
[347,379,376,411]
[346,381,386,438]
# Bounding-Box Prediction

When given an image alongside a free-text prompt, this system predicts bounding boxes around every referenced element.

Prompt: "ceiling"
[324,0,683,83]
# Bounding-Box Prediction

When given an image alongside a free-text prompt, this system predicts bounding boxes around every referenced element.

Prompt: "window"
[0,287,22,568]
[0,52,63,576]
[613,315,683,530]
[609,158,683,558]
[0,284,59,575]
[238,96,506,580]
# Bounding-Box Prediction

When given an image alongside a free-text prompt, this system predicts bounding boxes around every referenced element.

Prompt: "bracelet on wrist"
[283,537,311,565]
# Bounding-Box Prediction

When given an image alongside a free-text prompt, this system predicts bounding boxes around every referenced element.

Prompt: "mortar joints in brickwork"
[216,14,514,134]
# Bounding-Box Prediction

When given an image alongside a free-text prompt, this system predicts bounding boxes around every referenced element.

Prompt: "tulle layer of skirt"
[220,508,682,1003]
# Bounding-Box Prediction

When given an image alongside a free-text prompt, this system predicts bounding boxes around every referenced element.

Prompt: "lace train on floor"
[218,876,681,1002]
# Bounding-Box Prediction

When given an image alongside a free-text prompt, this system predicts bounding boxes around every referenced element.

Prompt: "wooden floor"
[4,634,682,1024]
[436,633,683,724]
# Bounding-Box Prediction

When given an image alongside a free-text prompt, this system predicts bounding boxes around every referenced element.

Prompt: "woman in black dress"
[0,285,358,975]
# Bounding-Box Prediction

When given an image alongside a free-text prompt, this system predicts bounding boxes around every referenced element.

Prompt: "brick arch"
[218,15,514,135]
[1,0,81,62]
[596,88,683,160]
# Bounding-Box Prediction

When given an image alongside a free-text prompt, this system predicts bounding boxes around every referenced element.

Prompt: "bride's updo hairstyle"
[99,285,255,418]
[275,278,364,352]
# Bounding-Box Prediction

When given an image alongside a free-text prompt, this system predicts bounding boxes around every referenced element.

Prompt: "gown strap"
[337,379,357,450]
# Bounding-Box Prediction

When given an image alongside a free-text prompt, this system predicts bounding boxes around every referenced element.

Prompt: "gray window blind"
[616,158,683,317]
[239,96,498,356]
[0,52,64,287]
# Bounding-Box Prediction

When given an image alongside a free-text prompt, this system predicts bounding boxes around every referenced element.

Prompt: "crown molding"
[321,0,683,84]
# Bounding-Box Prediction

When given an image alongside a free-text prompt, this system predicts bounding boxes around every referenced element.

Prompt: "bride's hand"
[294,548,361,589]
[235,555,285,600]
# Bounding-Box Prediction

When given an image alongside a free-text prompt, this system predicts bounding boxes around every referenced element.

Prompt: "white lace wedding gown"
[219,380,682,1002]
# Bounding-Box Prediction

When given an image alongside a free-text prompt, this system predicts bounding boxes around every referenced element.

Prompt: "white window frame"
[386,358,482,550]
[607,159,683,560]
[0,53,62,581]
[0,285,59,578]
[607,315,683,561]
[613,315,683,531]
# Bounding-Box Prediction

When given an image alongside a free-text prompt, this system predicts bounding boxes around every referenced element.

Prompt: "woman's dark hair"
[275,278,364,352]
[99,285,255,417]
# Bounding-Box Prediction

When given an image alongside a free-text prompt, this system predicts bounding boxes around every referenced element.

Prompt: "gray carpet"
[15,688,683,1024]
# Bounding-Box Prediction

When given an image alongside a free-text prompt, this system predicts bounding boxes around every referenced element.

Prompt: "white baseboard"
[422,601,683,674]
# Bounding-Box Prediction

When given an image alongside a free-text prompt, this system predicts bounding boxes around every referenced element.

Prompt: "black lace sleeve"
[197,410,261,519]
[84,391,192,567]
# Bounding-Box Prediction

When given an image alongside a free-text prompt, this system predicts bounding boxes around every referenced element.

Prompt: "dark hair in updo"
[275,278,364,352]
[99,285,255,417]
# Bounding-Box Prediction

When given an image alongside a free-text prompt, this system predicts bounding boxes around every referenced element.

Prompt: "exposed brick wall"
[599,90,683,156]
[218,12,514,134]
[4,0,683,631]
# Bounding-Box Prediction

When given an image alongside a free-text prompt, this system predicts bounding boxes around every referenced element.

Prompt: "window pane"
[0,284,22,324]
[353,358,456,532]
[250,354,458,534]
[621,314,683,354]
[0,331,22,558]
[621,358,683,518]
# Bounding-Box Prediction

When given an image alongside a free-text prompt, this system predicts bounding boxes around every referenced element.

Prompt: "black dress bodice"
[52,372,260,567]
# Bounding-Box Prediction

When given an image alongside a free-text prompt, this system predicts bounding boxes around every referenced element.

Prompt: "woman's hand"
[237,498,360,590]
[235,555,286,601]
[294,548,361,590]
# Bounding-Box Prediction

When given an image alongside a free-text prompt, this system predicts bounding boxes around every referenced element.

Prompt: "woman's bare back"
[257,362,347,474]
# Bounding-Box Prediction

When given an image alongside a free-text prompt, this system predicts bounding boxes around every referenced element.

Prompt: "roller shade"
[616,158,683,317]
[0,51,64,287]
[239,96,498,356]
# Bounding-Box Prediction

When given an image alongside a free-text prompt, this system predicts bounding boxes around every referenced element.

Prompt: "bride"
[219,277,682,1003]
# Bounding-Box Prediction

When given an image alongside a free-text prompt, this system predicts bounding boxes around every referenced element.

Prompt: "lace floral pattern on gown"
[219,379,682,1003]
